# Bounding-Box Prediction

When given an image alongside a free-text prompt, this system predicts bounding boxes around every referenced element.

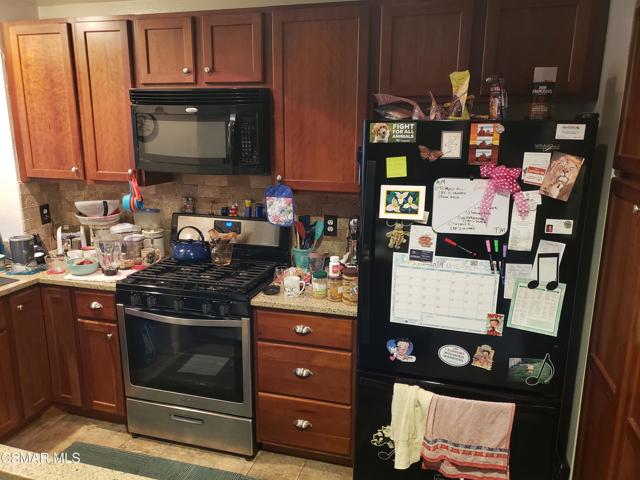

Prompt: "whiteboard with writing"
[432,178,509,236]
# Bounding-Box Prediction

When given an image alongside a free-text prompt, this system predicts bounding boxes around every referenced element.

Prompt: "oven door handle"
[124,307,248,328]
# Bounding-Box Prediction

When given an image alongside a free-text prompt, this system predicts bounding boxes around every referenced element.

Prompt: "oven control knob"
[131,294,142,306]
[219,303,230,316]
[146,296,157,308]
[202,302,213,315]
[174,298,184,311]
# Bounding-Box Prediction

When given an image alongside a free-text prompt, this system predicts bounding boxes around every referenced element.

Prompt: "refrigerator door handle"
[358,158,377,345]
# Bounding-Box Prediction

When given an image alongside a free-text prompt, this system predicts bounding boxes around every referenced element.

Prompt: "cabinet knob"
[127,168,133,175]
[16,304,23,311]
[293,367,313,378]
[71,166,79,173]
[89,301,103,310]
[633,204,640,215]
[293,419,312,430]
[106,333,113,340]
[293,325,313,335]
[204,66,212,73]
[182,67,191,74]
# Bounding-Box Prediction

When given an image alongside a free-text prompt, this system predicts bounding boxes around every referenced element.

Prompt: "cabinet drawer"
[255,309,353,350]
[257,341,352,404]
[74,290,116,321]
[258,392,351,456]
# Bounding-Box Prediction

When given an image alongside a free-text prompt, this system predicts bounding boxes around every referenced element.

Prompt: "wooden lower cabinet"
[77,319,125,417]
[255,308,355,464]
[9,288,52,419]
[0,329,22,437]
[41,287,82,407]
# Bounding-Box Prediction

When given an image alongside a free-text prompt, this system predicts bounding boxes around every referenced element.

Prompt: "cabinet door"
[379,0,473,97]
[273,5,369,192]
[481,0,600,98]
[9,288,52,418]
[616,348,640,479]
[41,287,82,407]
[201,12,263,83]
[5,23,84,179]
[134,16,195,84]
[77,319,124,416]
[74,21,134,182]
[615,6,640,177]
[0,329,22,438]
[574,179,640,479]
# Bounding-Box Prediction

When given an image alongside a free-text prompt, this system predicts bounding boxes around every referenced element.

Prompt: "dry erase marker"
[444,237,477,257]
[493,239,499,253]
[485,240,495,273]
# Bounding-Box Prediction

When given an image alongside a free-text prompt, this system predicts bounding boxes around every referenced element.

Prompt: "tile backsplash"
[19,175,360,258]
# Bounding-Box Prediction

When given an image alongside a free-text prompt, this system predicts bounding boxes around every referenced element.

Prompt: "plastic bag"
[265,182,295,227]
[374,93,427,120]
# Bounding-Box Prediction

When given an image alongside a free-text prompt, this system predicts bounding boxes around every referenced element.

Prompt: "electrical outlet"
[39,204,52,225]
[324,215,338,236]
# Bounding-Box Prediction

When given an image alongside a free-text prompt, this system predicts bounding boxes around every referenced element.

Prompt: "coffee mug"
[283,275,305,297]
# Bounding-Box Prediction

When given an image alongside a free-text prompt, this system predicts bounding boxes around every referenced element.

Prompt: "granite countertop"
[251,290,358,317]
[0,444,146,480]
[0,271,118,297]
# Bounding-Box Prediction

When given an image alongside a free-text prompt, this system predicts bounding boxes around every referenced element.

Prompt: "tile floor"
[4,407,353,480]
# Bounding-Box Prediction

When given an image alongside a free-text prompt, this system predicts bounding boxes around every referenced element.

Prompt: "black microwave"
[130,88,270,175]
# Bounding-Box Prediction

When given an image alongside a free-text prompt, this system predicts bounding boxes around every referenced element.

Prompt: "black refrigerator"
[355,119,602,480]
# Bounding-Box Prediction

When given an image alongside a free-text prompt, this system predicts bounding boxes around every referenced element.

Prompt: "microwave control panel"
[239,121,258,166]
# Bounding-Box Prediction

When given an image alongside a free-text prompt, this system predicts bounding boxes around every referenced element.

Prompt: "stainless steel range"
[116,214,288,457]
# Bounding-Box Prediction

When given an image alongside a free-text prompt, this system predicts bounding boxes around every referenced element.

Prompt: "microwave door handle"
[227,113,236,164]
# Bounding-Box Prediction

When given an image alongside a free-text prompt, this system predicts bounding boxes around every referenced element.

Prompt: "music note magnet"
[528,252,559,290]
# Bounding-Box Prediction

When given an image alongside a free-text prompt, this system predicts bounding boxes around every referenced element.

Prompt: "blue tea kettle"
[172,226,210,263]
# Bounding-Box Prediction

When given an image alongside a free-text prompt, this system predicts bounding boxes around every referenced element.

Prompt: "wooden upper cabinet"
[5,23,84,180]
[201,12,263,83]
[273,5,369,192]
[481,0,605,99]
[378,0,473,97]
[8,288,52,419]
[574,179,640,479]
[41,287,82,408]
[74,21,134,182]
[134,16,195,84]
[615,6,640,177]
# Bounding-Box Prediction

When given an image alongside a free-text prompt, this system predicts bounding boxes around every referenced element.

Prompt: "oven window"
[136,113,227,159]
[125,315,244,403]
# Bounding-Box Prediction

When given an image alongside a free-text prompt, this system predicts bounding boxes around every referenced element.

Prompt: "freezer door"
[354,373,559,480]
[358,120,600,397]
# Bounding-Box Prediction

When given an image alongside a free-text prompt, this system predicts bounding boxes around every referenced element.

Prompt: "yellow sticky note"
[386,156,407,178]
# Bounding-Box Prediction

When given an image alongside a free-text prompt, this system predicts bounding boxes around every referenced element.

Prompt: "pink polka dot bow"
[479,165,528,223]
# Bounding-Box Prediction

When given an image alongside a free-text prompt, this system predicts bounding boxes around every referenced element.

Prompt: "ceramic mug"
[283,275,305,297]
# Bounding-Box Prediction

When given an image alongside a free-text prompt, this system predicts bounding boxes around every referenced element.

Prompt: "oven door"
[118,306,252,417]
[133,105,234,174]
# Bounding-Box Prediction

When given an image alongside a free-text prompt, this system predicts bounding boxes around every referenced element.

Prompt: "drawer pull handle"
[89,301,103,310]
[294,367,313,378]
[16,304,24,312]
[170,414,204,425]
[293,325,313,335]
[106,333,113,341]
[294,419,312,430]
[634,204,640,215]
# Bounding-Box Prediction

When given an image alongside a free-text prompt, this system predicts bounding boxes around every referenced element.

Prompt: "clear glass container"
[45,254,66,274]
[327,275,342,302]
[312,270,328,299]
[95,238,121,276]
[182,196,196,213]
[123,233,145,265]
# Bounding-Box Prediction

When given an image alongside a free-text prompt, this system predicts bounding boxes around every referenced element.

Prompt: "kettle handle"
[176,226,206,242]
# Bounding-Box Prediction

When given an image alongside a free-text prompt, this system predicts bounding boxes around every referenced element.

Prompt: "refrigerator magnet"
[379,185,426,221]
[438,345,470,367]
[369,122,417,143]
[418,145,443,162]
[440,131,463,159]
[508,354,555,385]
[485,313,504,336]
[387,338,417,362]
[539,152,584,202]
[408,225,437,262]
[545,219,574,235]
[471,344,495,371]
[468,123,500,166]
[385,222,410,249]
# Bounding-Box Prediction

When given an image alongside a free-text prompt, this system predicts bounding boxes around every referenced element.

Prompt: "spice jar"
[342,267,358,305]
[181,196,196,213]
[327,275,342,302]
[312,270,328,299]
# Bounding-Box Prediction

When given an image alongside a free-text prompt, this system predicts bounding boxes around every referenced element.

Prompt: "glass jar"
[312,270,328,299]
[342,267,358,305]
[123,233,145,265]
[327,275,343,302]
[142,228,165,259]
[182,196,196,213]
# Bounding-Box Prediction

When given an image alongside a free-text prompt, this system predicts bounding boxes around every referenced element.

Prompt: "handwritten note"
[432,178,509,235]
[504,263,533,299]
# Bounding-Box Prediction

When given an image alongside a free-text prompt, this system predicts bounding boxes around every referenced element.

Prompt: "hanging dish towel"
[421,394,516,480]
[265,181,295,227]
[390,383,434,470]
